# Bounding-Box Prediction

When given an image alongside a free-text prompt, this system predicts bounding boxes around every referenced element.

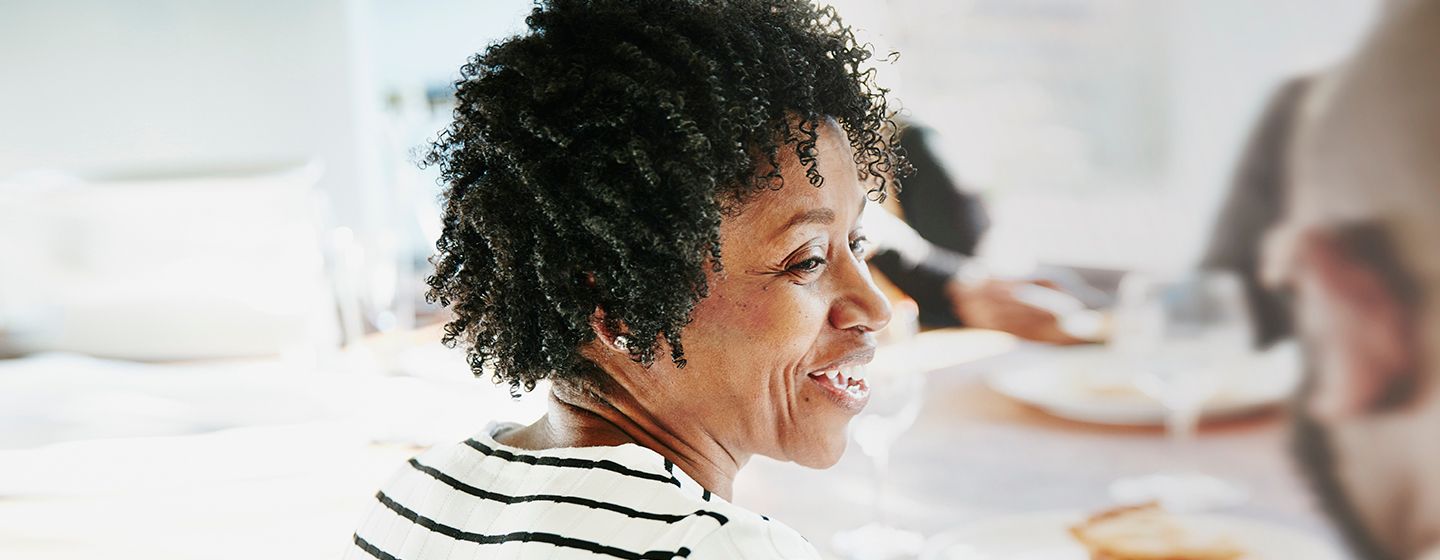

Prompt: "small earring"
[613,334,632,352]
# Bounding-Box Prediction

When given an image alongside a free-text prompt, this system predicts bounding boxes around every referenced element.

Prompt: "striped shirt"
[345,423,821,560]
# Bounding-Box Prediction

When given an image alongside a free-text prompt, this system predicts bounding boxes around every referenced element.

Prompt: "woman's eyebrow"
[776,208,836,234]
[772,197,868,238]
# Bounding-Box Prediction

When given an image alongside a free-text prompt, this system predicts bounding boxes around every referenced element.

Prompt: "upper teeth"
[816,368,865,387]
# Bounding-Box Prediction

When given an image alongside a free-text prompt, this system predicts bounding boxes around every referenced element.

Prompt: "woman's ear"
[580,272,633,354]
[1295,231,1420,420]
[589,308,634,355]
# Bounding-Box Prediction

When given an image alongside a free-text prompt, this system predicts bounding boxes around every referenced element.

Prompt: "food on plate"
[1069,503,1245,560]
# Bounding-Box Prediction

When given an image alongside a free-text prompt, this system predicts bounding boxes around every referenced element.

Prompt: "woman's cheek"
[701,282,827,380]
[748,289,826,348]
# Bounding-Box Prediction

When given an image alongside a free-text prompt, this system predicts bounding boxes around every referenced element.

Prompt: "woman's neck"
[496,383,746,501]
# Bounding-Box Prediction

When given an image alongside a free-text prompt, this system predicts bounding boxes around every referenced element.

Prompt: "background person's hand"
[946,278,1089,345]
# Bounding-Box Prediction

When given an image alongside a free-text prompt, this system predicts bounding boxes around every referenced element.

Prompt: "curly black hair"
[425,0,906,392]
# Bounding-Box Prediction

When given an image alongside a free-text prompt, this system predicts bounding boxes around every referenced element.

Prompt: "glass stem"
[1167,405,1201,449]
[870,449,891,527]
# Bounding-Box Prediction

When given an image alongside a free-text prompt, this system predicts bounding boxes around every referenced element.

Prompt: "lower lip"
[806,374,870,414]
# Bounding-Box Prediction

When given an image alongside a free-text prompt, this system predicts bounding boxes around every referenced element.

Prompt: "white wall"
[985,0,1381,273]
[0,0,380,226]
[850,0,1381,272]
[367,0,531,92]
[0,0,533,229]
[0,0,1386,270]
[1165,0,1379,210]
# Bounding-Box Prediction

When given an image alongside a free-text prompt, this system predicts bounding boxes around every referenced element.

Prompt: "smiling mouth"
[807,367,870,411]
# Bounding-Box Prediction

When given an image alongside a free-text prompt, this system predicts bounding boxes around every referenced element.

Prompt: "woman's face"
[628,119,892,468]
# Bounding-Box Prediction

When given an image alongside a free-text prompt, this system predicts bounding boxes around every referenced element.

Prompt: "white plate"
[920,511,1344,560]
[986,344,1301,426]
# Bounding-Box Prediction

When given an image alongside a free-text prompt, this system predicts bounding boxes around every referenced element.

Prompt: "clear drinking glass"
[1107,271,1254,511]
[832,300,928,560]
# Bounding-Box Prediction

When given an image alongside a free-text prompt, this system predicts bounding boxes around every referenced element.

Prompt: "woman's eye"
[850,236,871,257]
[789,257,827,274]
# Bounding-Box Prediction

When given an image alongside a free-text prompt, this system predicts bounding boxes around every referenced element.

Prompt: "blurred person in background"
[1200,77,1309,349]
[345,1,902,558]
[868,122,1087,344]
[1267,2,1440,558]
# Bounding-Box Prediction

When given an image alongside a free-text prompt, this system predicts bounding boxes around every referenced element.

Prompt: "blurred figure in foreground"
[868,123,1088,344]
[1205,0,1420,350]
[1267,2,1440,558]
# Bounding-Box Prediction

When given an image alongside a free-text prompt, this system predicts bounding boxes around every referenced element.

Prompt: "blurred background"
[0,1,1386,559]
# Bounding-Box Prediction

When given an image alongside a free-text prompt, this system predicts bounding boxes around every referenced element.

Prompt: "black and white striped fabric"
[345,423,820,560]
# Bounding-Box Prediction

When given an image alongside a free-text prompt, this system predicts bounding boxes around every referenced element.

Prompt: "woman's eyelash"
[789,257,827,273]
[850,235,870,254]
[787,236,870,275]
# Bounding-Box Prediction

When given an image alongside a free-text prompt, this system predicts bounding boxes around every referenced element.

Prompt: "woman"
[347,1,903,558]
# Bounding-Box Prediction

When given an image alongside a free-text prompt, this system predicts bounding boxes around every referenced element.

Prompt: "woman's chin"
[789,430,850,469]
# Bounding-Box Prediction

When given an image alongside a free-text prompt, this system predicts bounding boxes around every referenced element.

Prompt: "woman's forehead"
[722,117,866,231]
[724,178,867,241]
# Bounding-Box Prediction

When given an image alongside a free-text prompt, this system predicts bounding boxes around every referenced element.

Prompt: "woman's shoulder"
[348,423,820,560]
[685,513,822,560]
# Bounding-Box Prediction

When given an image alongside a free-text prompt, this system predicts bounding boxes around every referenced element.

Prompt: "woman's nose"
[829,254,893,334]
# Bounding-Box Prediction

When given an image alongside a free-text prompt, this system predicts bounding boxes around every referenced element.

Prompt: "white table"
[0,330,1340,559]
[732,330,1340,559]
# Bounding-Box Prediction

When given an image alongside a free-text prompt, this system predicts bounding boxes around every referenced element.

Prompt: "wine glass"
[1107,270,1254,512]
[832,300,927,560]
